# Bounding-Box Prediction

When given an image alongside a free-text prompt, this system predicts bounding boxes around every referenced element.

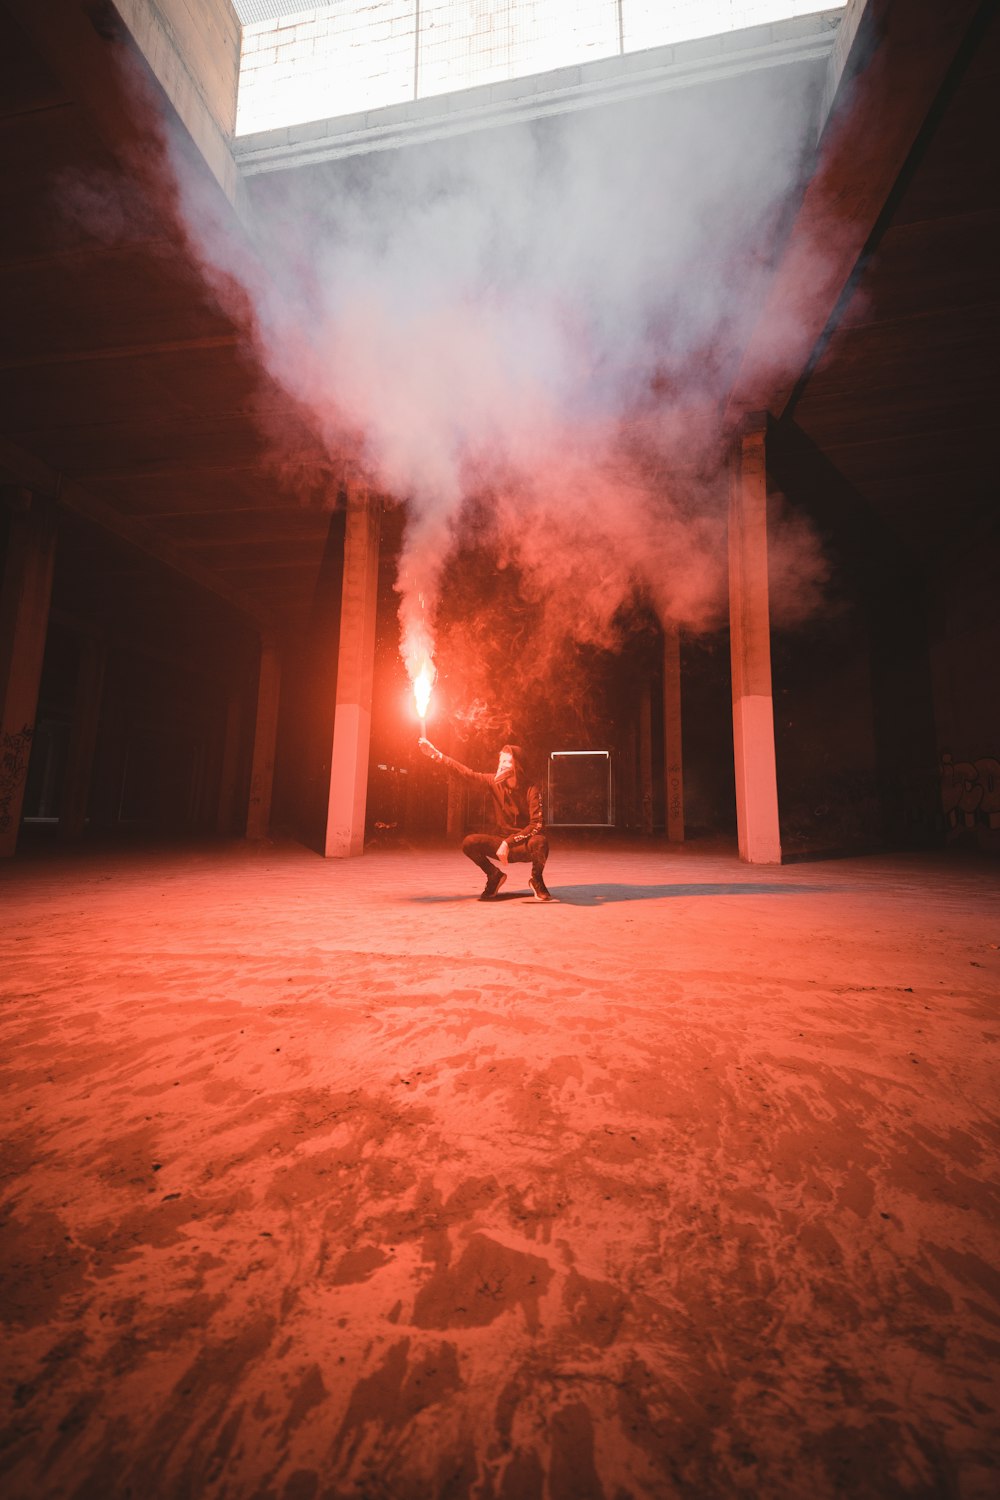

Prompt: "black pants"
[462,832,549,881]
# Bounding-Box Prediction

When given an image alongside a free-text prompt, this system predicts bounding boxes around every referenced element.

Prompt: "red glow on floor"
[2,841,998,1497]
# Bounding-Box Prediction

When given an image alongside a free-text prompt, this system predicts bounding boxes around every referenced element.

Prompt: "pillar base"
[326,703,371,858]
[733,695,781,864]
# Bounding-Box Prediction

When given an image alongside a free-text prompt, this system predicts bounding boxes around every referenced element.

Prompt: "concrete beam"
[114,0,244,207]
[817,0,872,132]
[81,453,330,485]
[114,0,240,133]
[726,0,987,423]
[0,333,240,373]
[235,12,840,174]
[1,0,243,210]
[0,436,277,634]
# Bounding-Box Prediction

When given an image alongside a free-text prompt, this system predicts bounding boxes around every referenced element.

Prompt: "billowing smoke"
[106,48,834,719]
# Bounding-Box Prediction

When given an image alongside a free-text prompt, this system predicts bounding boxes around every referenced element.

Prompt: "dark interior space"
[2,1,998,862]
[2,4,999,1498]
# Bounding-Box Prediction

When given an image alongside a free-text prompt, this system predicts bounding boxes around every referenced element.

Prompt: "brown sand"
[1,840,998,1499]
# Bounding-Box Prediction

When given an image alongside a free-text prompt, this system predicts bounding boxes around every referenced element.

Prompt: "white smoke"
[157,55,833,691]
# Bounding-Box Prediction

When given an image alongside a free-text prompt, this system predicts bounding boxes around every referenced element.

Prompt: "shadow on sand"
[411,881,831,906]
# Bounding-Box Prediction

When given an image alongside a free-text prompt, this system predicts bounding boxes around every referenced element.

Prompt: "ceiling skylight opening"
[232,2,845,139]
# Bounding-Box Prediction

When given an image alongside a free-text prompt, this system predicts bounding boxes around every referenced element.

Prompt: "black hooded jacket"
[432,746,544,845]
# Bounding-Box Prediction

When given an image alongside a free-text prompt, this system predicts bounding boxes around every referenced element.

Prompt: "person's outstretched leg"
[462,834,507,900]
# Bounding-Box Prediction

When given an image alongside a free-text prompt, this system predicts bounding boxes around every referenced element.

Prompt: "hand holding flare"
[417,739,506,862]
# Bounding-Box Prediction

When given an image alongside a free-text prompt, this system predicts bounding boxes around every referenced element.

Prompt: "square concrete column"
[446,775,466,840]
[729,419,781,864]
[663,624,685,842]
[216,689,245,835]
[638,682,654,834]
[0,491,56,857]
[246,638,281,841]
[59,632,107,841]
[325,490,381,857]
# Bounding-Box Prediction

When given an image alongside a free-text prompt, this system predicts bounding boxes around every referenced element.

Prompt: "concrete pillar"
[216,688,244,835]
[446,776,466,839]
[729,419,781,863]
[638,682,653,835]
[626,718,639,829]
[663,624,684,842]
[0,491,56,857]
[246,638,280,840]
[60,633,107,841]
[325,490,380,857]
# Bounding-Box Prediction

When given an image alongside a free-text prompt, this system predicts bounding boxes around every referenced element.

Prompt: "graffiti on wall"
[0,723,34,833]
[940,751,1000,829]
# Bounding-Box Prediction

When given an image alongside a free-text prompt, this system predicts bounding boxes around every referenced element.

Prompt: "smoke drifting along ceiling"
[162,53,835,701]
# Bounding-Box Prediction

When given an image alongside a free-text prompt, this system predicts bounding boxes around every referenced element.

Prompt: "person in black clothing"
[418,738,553,901]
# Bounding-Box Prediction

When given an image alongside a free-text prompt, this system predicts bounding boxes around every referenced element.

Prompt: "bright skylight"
[234,1,844,138]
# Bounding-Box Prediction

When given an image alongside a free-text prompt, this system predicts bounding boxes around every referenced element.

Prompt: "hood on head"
[501,744,526,778]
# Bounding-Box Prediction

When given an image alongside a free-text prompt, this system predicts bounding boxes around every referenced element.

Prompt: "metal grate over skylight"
[235,2,845,139]
[232,0,319,23]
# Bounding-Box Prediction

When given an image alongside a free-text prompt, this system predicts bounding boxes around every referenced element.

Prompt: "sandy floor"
[1,837,999,1499]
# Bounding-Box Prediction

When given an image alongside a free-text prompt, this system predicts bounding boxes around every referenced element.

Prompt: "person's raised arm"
[418,740,492,786]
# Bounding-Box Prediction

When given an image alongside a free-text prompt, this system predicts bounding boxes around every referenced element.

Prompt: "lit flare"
[413,656,435,730]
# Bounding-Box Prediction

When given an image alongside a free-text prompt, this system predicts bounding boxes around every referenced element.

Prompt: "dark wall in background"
[767,417,939,857]
[679,632,737,839]
[271,508,346,853]
[930,529,1000,852]
[11,467,994,858]
[18,508,259,841]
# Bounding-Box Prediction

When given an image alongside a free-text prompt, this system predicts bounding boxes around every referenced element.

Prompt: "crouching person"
[418,739,553,901]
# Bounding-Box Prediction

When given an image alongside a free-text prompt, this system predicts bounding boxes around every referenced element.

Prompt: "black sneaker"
[528,875,553,902]
[479,869,507,901]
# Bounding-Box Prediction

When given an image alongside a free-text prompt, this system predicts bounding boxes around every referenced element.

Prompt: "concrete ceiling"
[0,0,996,646]
[0,0,335,641]
[788,10,999,572]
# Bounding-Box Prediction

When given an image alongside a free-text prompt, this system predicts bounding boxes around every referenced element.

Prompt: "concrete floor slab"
[1,841,998,1498]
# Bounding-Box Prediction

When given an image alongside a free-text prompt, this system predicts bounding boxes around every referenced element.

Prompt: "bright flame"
[413,656,435,722]
[400,586,436,728]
